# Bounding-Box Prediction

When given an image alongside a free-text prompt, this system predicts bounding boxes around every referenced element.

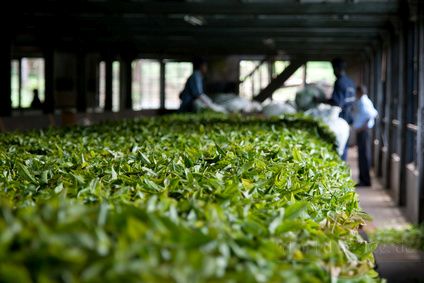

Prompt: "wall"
[206,56,240,94]
[54,52,77,108]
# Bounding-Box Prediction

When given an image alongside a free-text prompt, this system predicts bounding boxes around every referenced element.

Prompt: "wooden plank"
[389,29,401,203]
[104,58,113,112]
[64,38,367,52]
[120,58,133,110]
[14,24,383,41]
[132,35,378,44]
[53,26,385,36]
[397,26,407,206]
[43,48,55,114]
[383,38,393,191]
[0,37,12,116]
[76,52,87,113]
[14,33,376,50]
[369,52,376,169]
[253,59,305,102]
[18,59,22,111]
[405,19,417,165]
[12,1,400,16]
[160,60,166,110]
[374,47,384,177]
[13,37,364,58]
[13,13,394,26]
[418,6,424,223]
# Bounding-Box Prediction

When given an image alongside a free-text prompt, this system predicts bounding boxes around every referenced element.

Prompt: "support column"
[362,54,371,88]
[369,54,375,168]
[120,57,133,110]
[0,38,12,116]
[44,49,55,114]
[302,63,307,87]
[76,52,87,113]
[267,60,274,83]
[18,59,22,111]
[104,57,113,112]
[160,59,166,110]
[417,7,424,222]
[374,48,383,177]
[398,26,408,206]
[382,40,393,190]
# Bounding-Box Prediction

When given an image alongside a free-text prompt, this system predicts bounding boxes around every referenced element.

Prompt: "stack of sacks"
[262,102,297,117]
[193,95,227,113]
[212,93,263,113]
[305,104,350,157]
[295,84,327,111]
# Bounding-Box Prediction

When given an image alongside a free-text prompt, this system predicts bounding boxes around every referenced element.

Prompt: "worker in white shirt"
[352,85,378,187]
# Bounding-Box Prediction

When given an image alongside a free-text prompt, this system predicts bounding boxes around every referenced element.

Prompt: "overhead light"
[263,38,275,47]
[184,15,205,26]
[342,14,350,21]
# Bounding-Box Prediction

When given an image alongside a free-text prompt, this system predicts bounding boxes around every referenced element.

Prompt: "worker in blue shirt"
[330,58,356,123]
[317,58,356,160]
[352,85,378,187]
[179,58,226,113]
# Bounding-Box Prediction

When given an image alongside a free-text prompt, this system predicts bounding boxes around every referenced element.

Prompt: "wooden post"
[18,59,22,111]
[405,20,416,165]
[44,48,55,115]
[268,60,274,83]
[369,53,375,168]
[374,47,383,177]
[76,52,87,113]
[251,70,255,99]
[417,7,424,223]
[120,57,133,110]
[0,37,12,116]
[104,57,113,112]
[382,38,393,190]
[398,25,408,206]
[160,59,166,110]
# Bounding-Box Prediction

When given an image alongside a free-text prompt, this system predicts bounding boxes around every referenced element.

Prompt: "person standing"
[30,89,43,110]
[316,58,356,160]
[352,85,378,187]
[330,58,356,160]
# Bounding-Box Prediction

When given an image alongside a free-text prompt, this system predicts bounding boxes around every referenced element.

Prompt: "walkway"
[348,148,424,283]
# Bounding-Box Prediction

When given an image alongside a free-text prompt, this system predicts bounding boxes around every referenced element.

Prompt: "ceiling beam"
[11,1,399,16]
[14,31,376,43]
[13,14,394,29]
[14,25,384,39]
[13,33,370,51]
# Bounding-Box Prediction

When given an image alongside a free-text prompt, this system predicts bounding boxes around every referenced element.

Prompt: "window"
[132,59,161,110]
[11,60,19,108]
[22,58,45,108]
[239,60,270,99]
[239,60,333,103]
[273,61,334,103]
[272,61,304,102]
[98,61,106,110]
[165,61,192,110]
[97,61,120,112]
[305,61,334,84]
[11,58,45,109]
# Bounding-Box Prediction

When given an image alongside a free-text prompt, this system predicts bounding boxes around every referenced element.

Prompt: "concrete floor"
[348,148,424,283]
